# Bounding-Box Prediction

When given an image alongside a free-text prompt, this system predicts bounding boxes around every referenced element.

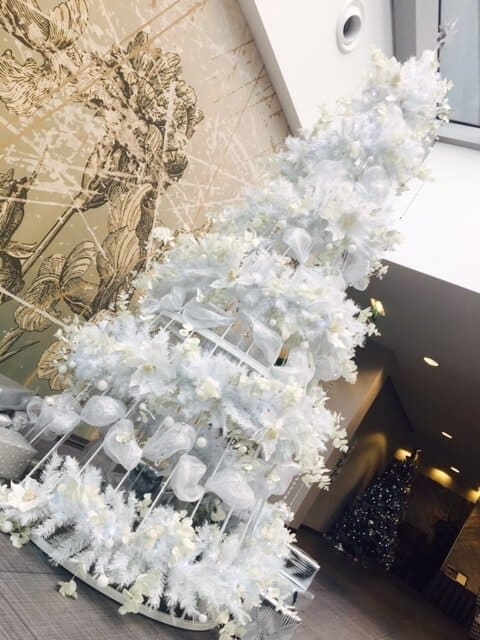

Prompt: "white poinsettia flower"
[58,578,78,599]
[176,336,201,360]
[195,377,221,401]
[6,480,46,513]
[10,528,31,548]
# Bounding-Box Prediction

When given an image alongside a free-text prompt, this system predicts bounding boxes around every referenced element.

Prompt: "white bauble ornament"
[95,379,109,392]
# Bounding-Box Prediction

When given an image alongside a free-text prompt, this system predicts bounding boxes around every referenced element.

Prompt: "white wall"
[240,0,393,130]
[391,142,480,295]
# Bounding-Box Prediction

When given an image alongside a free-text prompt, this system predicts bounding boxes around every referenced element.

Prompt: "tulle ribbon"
[26,394,81,436]
[143,420,196,464]
[81,395,126,427]
[206,468,255,511]
[282,226,312,264]
[171,453,206,502]
[103,418,142,471]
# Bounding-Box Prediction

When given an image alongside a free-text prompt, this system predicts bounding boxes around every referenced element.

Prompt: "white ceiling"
[355,262,480,490]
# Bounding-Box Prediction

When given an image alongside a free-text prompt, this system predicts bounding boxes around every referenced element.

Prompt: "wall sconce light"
[370,297,386,318]
[394,448,412,462]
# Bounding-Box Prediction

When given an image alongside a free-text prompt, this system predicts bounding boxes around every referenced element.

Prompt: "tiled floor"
[0,528,468,639]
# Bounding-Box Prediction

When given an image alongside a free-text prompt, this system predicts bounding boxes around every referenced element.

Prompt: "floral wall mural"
[0,0,289,389]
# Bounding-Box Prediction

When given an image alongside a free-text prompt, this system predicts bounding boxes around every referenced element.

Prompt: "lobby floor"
[296,527,467,640]
[0,528,468,640]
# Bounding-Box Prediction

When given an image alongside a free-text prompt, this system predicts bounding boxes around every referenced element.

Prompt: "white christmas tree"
[0,50,448,638]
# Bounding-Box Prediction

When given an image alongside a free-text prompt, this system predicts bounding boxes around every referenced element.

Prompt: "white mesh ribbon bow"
[26,393,81,436]
[103,418,142,471]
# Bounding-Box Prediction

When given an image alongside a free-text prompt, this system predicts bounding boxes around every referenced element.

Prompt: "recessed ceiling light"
[370,297,386,317]
[450,466,460,474]
[441,431,453,439]
[423,356,439,367]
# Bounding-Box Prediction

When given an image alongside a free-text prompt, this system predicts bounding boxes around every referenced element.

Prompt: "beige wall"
[303,377,413,533]
[0,0,288,390]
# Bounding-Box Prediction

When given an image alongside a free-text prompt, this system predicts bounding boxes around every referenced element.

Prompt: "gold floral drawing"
[0,0,203,388]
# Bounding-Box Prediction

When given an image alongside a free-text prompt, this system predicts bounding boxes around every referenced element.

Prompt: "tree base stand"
[32,535,217,632]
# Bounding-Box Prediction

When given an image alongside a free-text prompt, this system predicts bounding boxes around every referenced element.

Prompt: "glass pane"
[440,0,480,127]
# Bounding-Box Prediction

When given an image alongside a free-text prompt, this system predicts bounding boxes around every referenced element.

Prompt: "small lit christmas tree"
[331,452,420,569]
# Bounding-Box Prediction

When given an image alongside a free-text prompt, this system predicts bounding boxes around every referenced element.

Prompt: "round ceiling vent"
[337,0,364,53]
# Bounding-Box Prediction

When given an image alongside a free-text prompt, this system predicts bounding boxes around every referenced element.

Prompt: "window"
[393,0,480,148]
[440,0,480,127]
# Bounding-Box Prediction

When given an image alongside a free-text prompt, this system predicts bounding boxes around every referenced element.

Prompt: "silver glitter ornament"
[0,427,36,480]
